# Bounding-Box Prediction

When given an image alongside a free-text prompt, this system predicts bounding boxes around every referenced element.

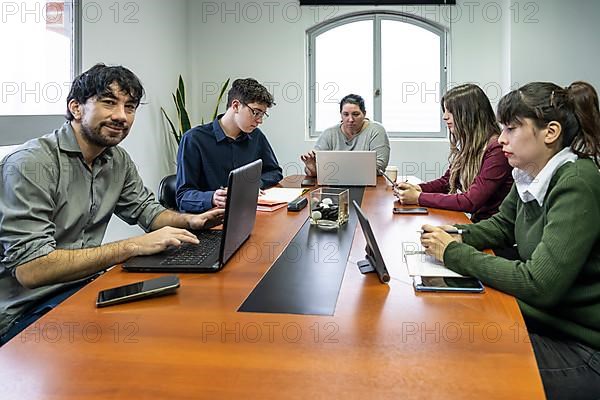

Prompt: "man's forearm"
[15,239,140,289]
[150,209,190,231]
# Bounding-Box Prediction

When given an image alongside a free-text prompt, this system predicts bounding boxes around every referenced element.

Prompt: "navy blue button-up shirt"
[175,116,283,213]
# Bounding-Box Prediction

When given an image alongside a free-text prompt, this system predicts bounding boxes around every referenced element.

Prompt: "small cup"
[384,166,398,186]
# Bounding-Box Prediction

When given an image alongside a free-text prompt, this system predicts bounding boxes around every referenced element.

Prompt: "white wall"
[82,0,188,241]
[510,0,600,89]
[83,0,600,242]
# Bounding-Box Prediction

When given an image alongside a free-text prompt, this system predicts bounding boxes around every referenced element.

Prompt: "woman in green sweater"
[420,82,600,400]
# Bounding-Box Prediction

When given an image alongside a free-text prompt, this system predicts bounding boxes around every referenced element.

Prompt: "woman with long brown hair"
[395,83,513,222]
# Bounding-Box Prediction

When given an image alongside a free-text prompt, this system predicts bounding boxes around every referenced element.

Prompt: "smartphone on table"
[96,275,180,307]
[393,207,429,214]
[413,276,484,293]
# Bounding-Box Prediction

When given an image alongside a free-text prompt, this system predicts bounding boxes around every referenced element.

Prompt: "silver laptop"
[315,151,377,186]
[123,160,262,273]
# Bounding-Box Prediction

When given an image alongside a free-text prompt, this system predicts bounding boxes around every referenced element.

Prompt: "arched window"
[307,11,447,138]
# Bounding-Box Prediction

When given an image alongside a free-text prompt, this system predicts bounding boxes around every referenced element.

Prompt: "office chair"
[158,174,178,210]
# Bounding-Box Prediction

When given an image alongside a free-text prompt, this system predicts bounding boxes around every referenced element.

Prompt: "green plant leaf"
[160,107,181,144]
[212,78,230,121]
[175,89,191,133]
[162,75,231,165]
[177,75,186,107]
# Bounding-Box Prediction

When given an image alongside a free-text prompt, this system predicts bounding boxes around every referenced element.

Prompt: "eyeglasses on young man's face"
[241,101,269,120]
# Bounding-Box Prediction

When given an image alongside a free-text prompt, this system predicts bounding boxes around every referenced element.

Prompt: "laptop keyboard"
[160,231,222,265]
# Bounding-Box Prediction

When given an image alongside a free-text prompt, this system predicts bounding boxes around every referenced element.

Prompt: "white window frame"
[307,11,448,138]
[0,0,82,146]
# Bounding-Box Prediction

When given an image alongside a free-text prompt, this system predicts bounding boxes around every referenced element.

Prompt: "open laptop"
[315,151,377,186]
[123,159,262,273]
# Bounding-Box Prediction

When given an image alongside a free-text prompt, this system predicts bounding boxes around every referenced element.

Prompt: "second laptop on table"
[315,150,377,186]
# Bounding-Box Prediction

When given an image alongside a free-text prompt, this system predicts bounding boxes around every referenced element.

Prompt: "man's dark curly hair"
[226,78,274,108]
[66,63,145,120]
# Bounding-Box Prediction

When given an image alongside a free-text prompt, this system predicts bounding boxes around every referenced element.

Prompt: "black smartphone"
[393,207,428,214]
[413,276,484,293]
[96,275,180,307]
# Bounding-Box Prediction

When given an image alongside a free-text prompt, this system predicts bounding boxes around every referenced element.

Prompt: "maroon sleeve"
[418,141,511,213]
[419,169,450,193]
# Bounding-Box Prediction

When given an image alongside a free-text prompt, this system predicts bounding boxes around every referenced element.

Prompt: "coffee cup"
[384,166,398,186]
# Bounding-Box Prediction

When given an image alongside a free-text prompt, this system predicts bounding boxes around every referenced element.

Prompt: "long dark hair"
[442,84,501,193]
[568,81,600,166]
[497,82,600,166]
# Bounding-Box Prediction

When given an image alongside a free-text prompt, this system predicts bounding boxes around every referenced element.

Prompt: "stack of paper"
[257,188,306,212]
[402,243,463,277]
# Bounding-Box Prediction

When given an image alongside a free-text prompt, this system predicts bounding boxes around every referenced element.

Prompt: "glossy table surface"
[0,176,545,399]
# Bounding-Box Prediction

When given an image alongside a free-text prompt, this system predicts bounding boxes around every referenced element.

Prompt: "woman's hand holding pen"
[419,224,461,262]
[394,181,422,205]
[396,181,421,192]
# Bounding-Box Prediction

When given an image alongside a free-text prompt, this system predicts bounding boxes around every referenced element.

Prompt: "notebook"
[402,242,463,277]
[315,151,377,186]
[257,188,306,212]
[122,160,262,273]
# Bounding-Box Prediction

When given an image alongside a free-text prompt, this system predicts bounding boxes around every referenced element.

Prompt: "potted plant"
[161,75,230,164]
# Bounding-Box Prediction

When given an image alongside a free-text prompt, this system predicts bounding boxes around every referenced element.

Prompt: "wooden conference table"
[0,176,545,399]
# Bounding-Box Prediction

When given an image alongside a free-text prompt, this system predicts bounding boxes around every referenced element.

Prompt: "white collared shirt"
[513,147,577,206]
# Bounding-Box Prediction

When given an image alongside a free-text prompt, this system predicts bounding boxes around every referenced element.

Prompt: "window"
[307,11,447,138]
[0,0,81,145]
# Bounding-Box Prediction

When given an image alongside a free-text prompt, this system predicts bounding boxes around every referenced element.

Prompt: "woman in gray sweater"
[300,94,390,176]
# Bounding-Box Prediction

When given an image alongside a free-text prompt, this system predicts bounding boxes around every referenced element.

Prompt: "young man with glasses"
[176,78,283,213]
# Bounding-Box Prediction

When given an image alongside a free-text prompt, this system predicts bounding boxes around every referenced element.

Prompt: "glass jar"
[309,188,349,230]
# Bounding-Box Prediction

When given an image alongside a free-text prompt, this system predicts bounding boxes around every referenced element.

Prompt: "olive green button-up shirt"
[0,122,166,336]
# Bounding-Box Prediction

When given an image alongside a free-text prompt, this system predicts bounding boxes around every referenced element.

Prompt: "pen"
[417,228,463,235]
[378,168,400,188]
[404,250,427,255]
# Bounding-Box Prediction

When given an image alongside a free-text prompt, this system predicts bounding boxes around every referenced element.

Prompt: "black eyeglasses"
[241,102,269,120]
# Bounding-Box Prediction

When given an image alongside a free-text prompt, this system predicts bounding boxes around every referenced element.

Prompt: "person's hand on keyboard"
[127,227,200,256]
[188,208,225,230]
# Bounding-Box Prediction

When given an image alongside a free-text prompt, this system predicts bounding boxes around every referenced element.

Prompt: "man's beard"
[80,121,129,148]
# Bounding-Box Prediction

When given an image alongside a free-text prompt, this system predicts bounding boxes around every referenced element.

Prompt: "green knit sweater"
[444,158,600,349]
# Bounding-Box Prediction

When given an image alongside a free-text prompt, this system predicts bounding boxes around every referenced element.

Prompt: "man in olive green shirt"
[0,64,224,344]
